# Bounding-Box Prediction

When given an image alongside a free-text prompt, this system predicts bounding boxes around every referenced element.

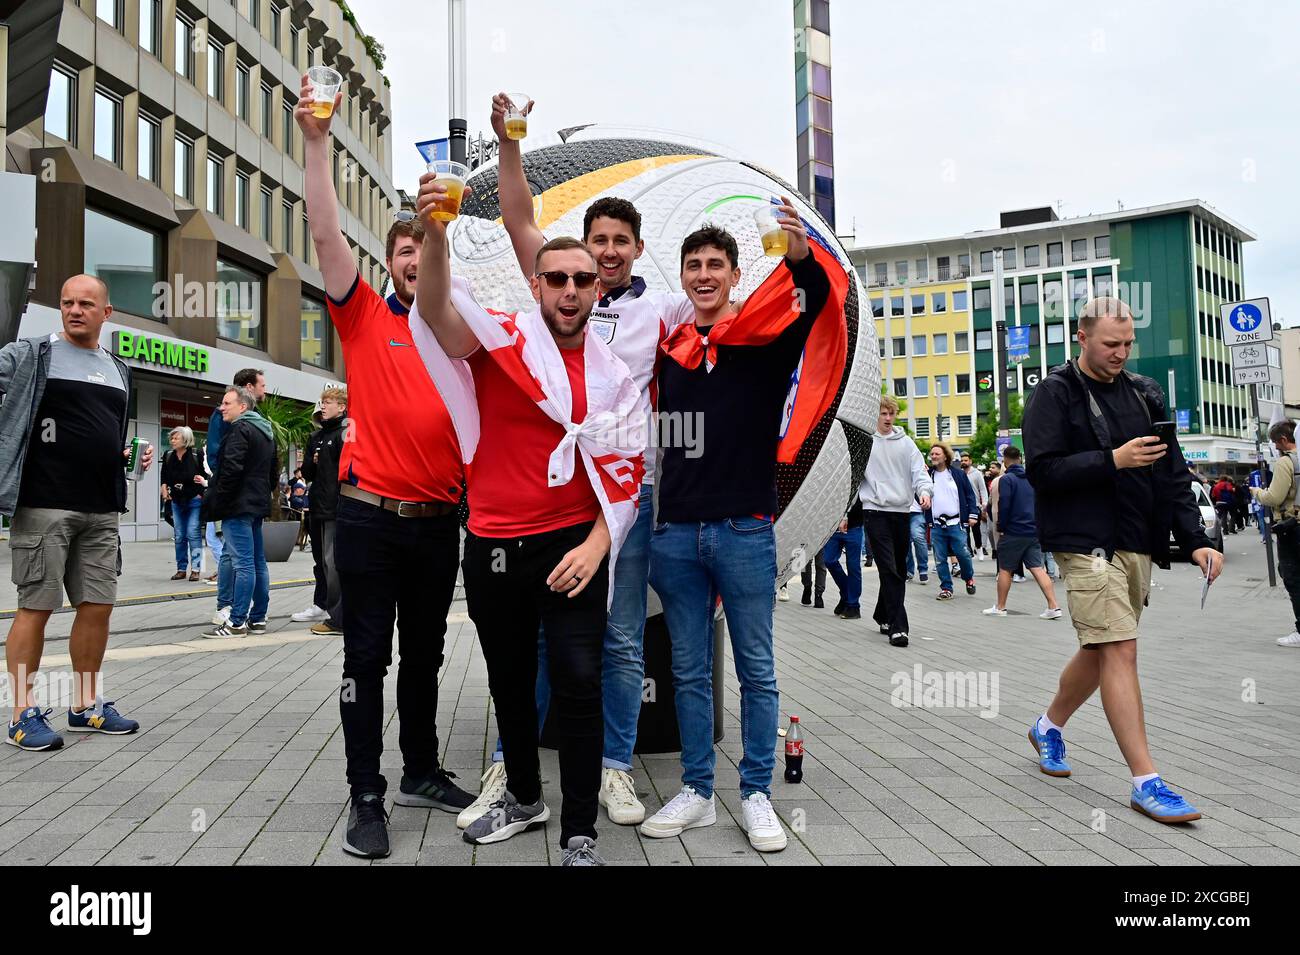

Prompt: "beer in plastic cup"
[754,201,788,258]
[426,160,470,222]
[504,94,529,141]
[307,66,343,119]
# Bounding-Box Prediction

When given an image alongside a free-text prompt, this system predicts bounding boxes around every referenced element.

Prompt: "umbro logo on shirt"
[388,339,412,348]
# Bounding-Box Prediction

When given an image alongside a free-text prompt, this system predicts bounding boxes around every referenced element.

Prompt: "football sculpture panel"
[446,128,881,591]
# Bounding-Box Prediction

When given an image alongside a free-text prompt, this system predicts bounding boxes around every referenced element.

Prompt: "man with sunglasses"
[298,75,474,860]
[413,170,645,866]
[458,94,694,830]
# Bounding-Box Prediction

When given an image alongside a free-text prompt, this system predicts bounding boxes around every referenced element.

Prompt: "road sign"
[1231,343,1268,369]
[1007,325,1031,364]
[1233,364,1279,386]
[1221,298,1273,346]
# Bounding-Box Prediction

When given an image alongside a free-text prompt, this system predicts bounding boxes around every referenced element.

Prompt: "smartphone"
[1151,420,1177,448]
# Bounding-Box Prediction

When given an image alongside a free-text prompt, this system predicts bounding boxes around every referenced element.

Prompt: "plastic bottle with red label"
[784,715,804,784]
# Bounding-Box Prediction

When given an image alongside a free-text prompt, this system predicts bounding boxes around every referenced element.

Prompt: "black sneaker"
[343,792,390,858]
[814,594,824,609]
[839,606,861,620]
[800,586,812,606]
[965,580,977,596]
[878,623,891,635]
[889,633,910,647]
[832,599,845,616]
[393,768,475,812]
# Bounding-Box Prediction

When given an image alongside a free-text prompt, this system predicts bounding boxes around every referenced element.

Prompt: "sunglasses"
[537,270,598,291]
[394,210,417,222]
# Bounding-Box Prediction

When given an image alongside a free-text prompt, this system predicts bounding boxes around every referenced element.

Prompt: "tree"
[256,393,316,521]
[966,392,1024,466]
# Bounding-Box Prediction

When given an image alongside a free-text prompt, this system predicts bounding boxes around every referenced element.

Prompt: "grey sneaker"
[462,790,550,845]
[561,836,605,866]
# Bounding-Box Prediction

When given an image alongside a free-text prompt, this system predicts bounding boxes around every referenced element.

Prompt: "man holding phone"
[1022,296,1220,824]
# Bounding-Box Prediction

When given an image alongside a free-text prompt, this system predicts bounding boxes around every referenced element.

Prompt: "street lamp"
[992,247,1011,431]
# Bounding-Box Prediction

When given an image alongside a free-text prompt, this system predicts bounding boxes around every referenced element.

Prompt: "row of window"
[868,236,1112,287]
[896,415,975,440]
[891,374,972,398]
[104,0,301,70]
[869,273,1113,320]
[1194,217,1241,266]
[1203,403,1246,434]
[1196,265,1241,303]
[880,331,970,357]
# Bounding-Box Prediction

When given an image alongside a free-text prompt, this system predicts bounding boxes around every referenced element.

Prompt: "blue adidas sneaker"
[1028,722,1071,777]
[67,701,139,736]
[7,707,63,751]
[1130,777,1201,823]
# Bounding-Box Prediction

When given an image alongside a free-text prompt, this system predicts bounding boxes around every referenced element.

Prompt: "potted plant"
[256,393,316,562]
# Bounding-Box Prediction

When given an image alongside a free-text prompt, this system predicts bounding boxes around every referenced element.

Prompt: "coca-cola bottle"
[784,715,804,783]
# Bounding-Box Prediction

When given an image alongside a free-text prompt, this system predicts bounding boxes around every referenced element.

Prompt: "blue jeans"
[823,527,863,608]
[931,522,974,592]
[905,511,929,576]
[649,516,778,800]
[493,483,654,769]
[223,515,269,627]
[206,520,223,564]
[172,497,203,571]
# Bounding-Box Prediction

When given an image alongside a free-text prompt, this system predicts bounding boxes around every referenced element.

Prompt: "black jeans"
[864,510,911,635]
[335,495,459,799]
[320,518,343,627]
[801,552,826,595]
[462,522,607,848]
[308,516,327,608]
[1277,526,1300,632]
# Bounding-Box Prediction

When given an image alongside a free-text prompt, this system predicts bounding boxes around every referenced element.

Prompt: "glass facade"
[84,208,163,319]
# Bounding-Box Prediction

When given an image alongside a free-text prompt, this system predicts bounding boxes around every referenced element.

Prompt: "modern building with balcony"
[849,201,1268,470]
[2,0,398,539]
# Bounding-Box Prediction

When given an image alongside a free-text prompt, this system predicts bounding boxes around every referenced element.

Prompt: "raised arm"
[296,74,357,302]
[491,93,546,280]
[413,183,479,359]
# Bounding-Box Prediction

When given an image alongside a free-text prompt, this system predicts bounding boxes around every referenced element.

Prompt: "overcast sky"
[349,0,1300,322]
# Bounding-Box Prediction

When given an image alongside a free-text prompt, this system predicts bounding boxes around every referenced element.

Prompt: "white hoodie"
[858,427,934,513]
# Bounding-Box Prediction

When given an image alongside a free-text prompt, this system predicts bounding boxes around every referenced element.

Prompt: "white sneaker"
[1278,632,1300,648]
[291,604,329,623]
[777,585,790,602]
[1040,608,1064,620]
[981,606,1007,616]
[639,786,716,838]
[977,552,986,562]
[598,768,646,825]
[1012,574,1026,583]
[211,605,231,626]
[740,792,787,852]
[456,760,509,829]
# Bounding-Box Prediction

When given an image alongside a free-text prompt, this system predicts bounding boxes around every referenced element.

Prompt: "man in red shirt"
[414,177,630,867]
[298,75,473,860]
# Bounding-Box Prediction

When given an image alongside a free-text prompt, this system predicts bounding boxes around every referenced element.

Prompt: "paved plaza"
[0,533,1296,866]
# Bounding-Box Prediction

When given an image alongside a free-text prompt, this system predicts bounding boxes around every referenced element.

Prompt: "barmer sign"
[111,331,210,374]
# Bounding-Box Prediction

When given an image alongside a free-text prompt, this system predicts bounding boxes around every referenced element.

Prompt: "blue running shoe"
[7,707,63,751]
[1028,722,1071,777]
[1130,777,1201,823]
[67,701,139,736]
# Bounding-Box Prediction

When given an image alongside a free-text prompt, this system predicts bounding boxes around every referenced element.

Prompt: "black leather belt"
[340,484,457,518]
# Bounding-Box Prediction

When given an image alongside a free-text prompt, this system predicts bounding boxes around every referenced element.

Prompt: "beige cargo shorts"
[9,507,121,611]
[1054,550,1152,647]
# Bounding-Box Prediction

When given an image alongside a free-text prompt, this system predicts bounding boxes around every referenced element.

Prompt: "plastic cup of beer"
[504,93,530,141]
[307,66,343,119]
[426,160,470,222]
[754,201,789,257]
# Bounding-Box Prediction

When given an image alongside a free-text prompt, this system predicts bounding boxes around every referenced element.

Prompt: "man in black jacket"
[201,386,277,639]
[297,386,347,635]
[1022,296,1220,824]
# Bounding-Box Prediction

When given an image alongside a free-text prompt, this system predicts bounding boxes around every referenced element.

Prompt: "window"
[261,83,273,137]
[236,62,251,121]
[936,416,951,440]
[912,376,929,398]
[1046,324,1066,345]
[283,199,294,255]
[913,417,930,438]
[282,99,294,153]
[931,291,946,313]
[1023,244,1040,268]
[302,213,310,265]
[955,332,969,352]
[290,25,300,67]
[216,258,263,347]
[915,258,928,282]
[975,329,993,350]
[174,135,194,200]
[878,339,885,358]
[893,377,908,397]
[912,335,927,356]
[93,87,121,166]
[937,256,950,279]
[933,333,948,355]
[1019,282,1037,306]
[935,375,950,397]
[957,415,973,436]
[896,260,908,283]
[973,287,991,310]
[140,0,161,56]
[980,250,994,273]
[260,186,273,240]
[1003,247,1017,270]
[869,296,884,318]
[1047,242,1063,267]
[890,295,904,317]
[911,294,924,315]
[207,155,224,214]
[249,0,261,29]
[952,290,968,311]
[1043,278,1064,319]
[1071,238,1087,262]
[958,253,971,276]
[84,208,162,319]
[1094,273,1113,298]
[45,65,76,142]
[175,16,195,81]
[1071,275,1089,303]
[891,337,906,357]
[956,374,971,394]
[235,170,250,229]
[137,113,160,183]
[97,0,121,30]
[1095,235,1110,258]
[207,42,224,102]
[873,263,887,286]
[271,4,281,48]
[301,295,329,366]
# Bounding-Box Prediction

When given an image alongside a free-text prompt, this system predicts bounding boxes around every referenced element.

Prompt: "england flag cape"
[409,278,646,607]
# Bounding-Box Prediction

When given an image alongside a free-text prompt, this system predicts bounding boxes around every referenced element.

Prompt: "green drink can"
[126,436,149,481]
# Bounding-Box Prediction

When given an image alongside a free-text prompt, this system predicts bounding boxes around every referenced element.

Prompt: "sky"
[349,0,1300,323]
